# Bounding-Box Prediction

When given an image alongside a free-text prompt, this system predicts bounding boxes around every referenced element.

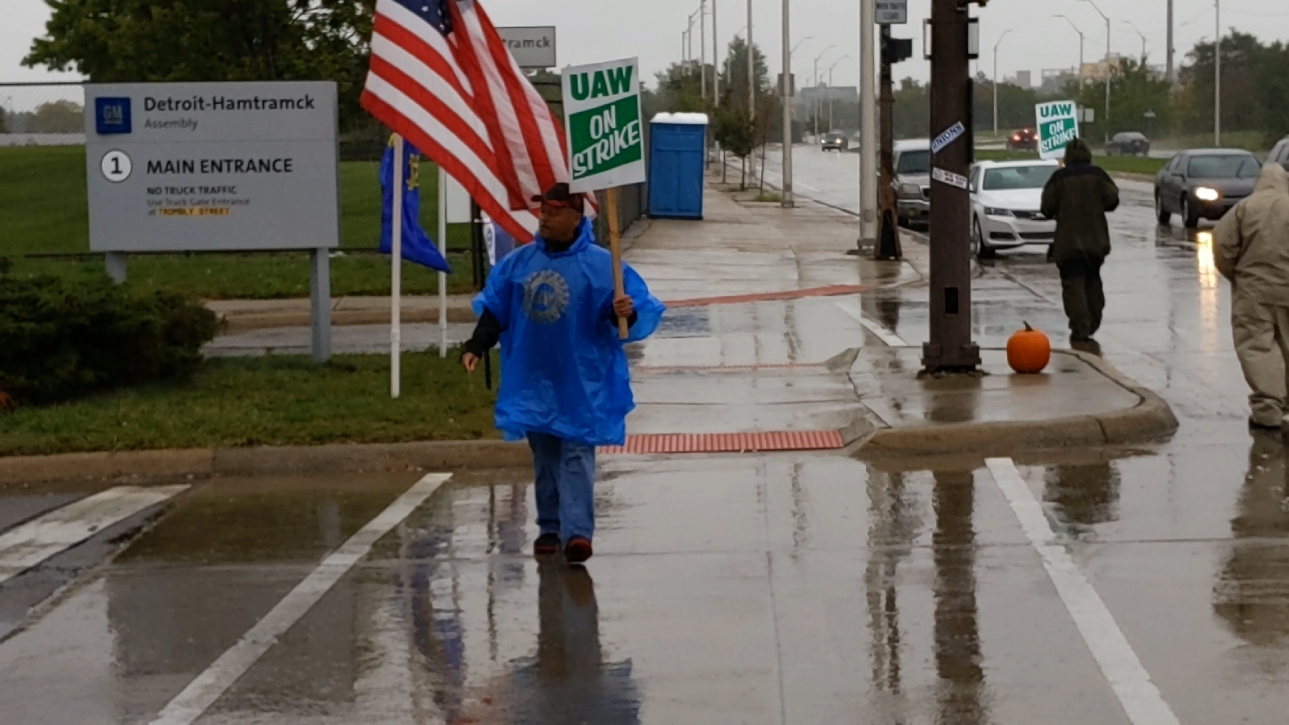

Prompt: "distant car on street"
[820,132,849,152]
[1007,128,1038,151]
[968,159,1061,258]
[1106,131,1151,156]
[1268,135,1289,172]
[1155,149,1261,228]
[892,139,932,227]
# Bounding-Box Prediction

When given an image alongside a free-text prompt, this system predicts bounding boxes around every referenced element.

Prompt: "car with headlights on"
[892,139,931,227]
[820,132,848,152]
[968,160,1061,258]
[1007,128,1038,151]
[1155,149,1260,228]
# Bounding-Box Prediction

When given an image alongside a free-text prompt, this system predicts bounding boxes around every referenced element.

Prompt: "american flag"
[361,0,579,243]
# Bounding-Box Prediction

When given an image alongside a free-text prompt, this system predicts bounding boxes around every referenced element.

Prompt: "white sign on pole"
[876,0,908,25]
[1036,100,1081,160]
[497,26,557,69]
[932,167,968,190]
[445,175,472,224]
[930,121,966,154]
[561,57,647,193]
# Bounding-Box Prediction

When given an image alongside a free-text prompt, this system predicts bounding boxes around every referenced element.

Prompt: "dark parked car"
[821,132,848,152]
[1155,149,1261,229]
[1106,131,1151,156]
[1007,128,1038,151]
[1268,135,1289,172]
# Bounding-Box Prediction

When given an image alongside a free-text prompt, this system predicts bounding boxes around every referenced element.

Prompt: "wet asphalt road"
[2,149,1289,724]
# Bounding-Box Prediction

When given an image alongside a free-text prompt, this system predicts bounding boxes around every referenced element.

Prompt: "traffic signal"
[882,37,914,65]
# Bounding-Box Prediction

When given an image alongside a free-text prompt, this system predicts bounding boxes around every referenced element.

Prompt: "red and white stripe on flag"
[361,0,591,244]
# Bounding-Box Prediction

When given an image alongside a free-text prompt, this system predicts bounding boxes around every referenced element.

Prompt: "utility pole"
[924,0,980,373]
[859,0,878,247]
[1166,0,1175,84]
[1215,0,1221,146]
[993,30,1013,136]
[877,26,908,262]
[781,0,793,208]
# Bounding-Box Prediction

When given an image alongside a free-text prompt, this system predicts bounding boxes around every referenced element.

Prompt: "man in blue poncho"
[461,183,665,564]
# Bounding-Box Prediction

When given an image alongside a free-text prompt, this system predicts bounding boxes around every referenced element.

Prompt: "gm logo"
[95,97,132,135]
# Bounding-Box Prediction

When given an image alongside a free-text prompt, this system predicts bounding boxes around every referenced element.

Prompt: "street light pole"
[813,45,834,138]
[781,0,793,208]
[1079,0,1111,142]
[1215,0,1221,146]
[827,55,848,131]
[1167,0,1175,83]
[712,0,719,109]
[1124,21,1147,61]
[747,0,755,119]
[1054,15,1085,77]
[859,0,877,246]
[700,0,708,104]
[993,30,1013,137]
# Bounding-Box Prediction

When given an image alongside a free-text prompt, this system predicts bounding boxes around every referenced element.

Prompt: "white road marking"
[833,299,910,348]
[0,485,188,585]
[985,458,1181,725]
[148,472,452,725]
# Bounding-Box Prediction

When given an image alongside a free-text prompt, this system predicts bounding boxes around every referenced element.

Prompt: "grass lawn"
[0,353,500,457]
[974,149,1166,176]
[0,146,479,298]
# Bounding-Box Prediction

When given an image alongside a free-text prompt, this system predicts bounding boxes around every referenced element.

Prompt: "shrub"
[0,264,221,405]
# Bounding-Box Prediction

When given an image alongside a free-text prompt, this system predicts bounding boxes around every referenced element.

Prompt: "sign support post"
[310,249,332,363]
[437,165,448,359]
[605,189,629,340]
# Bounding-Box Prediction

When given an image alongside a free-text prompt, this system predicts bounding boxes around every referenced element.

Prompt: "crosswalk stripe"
[0,485,189,585]
[148,472,452,725]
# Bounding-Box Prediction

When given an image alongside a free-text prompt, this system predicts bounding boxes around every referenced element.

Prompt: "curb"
[0,440,531,486]
[858,350,1179,457]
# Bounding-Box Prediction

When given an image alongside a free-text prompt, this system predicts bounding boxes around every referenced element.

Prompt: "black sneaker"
[533,533,560,557]
[1248,417,1282,431]
[564,536,593,564]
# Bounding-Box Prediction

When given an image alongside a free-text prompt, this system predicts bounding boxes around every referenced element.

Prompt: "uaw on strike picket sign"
[561,57,646,193]
[1036,100,1081,161]
[84,81,340,252]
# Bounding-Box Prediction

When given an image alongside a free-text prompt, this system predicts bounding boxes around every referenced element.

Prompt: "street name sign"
[562,57,646,193]
[876,0,908,25]
[1036,100,1080,160]
[497,26,556,69]
[84,81,340,252]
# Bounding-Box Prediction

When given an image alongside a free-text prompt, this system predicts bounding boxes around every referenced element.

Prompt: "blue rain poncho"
[473,218,665,446]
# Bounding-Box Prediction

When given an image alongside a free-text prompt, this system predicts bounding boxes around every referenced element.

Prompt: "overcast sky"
[4,0,1288,91]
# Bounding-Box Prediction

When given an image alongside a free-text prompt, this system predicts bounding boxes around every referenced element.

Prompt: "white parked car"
[968,159,1060,258]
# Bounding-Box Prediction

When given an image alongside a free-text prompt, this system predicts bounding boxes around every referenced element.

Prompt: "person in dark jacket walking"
[1040,138,1121,342]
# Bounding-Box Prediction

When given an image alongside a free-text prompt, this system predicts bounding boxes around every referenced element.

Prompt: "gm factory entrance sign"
[84,81,340,253]
[84,81,341,362]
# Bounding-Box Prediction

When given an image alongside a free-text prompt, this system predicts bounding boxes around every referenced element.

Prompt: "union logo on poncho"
[522,270,571,324]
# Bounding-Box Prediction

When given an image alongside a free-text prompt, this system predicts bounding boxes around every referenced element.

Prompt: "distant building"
[1014,70,1032,88]
[1080,55,1123,82]
[1040,68,1078,96]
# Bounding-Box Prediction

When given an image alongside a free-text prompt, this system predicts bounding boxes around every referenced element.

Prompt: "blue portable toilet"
[648,113,707,219]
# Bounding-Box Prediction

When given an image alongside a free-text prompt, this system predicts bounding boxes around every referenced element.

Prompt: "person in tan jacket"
[1215,162,1289,429]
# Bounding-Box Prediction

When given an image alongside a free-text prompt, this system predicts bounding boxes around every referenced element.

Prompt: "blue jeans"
[527,433,596,544]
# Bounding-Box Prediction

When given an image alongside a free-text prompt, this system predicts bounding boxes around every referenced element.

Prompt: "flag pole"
[391,134,404,399]
[605,188,629,340]
[438,165,448,358]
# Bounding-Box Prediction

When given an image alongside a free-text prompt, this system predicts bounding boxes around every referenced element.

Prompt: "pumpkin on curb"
[1007,322,1051,374]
